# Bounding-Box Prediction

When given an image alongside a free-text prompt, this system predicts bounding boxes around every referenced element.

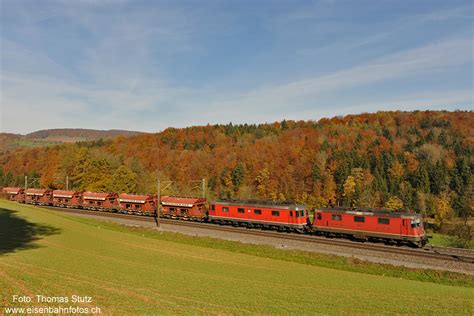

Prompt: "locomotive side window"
[271,211,280,217]
[211,204,215,211]
[254,209,262,215]
[223,207,229,213]
[331,214,342,221]
[378,218,390,225]
[237,208,245,213]
[295,211,300,217]
[290,211,293,216]
[354,216,365,223]
[317,213,322,220]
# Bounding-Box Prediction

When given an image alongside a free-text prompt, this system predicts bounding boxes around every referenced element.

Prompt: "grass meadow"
[0,200,473,315]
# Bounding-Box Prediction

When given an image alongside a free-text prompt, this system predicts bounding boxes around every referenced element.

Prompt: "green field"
[0,200,473,315]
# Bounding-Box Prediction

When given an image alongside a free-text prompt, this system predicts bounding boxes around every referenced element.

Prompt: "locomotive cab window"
[237,208,245,213]
[378,218,390,225]
[254,209,261,215]
[354,216,365,223]
[211,204,215,211]
[316,213,322,220]
[222,207,229,213]
[295,211,299,217]
[332,214,342,221]
[271,210,280,217]
[290,211,293,217]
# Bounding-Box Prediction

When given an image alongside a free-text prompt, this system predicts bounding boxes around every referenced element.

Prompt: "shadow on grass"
[0,208,61,255]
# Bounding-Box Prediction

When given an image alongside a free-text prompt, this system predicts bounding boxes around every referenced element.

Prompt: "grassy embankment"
[0,200,473,314]
[428,232,474,249]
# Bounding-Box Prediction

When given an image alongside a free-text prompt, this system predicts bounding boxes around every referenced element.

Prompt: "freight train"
[2,187,428,247]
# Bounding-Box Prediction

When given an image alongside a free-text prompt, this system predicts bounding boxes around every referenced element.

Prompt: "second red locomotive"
[209,199,309,233]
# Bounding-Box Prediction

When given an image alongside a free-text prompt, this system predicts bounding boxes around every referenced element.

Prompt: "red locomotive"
[312,207,427,247]
[118,193,156,215]
[209,199,309,233]
[160,196,207,220]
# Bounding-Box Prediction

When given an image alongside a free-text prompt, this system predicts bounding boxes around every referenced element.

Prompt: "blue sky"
[1,0,472,134]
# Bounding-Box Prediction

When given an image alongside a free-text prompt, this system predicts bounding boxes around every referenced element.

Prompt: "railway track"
[43,206,474,264]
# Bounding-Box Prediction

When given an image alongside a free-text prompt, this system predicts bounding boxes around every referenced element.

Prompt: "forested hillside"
[1,111,472,222]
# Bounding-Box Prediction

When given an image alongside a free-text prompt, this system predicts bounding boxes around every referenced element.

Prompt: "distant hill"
[0,128,144,151]
[26,128,143,141]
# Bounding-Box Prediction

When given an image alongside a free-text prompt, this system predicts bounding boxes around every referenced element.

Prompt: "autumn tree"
[220,168,233,198]
[343,175,356,206]
[321,175,337,206]
[81,157,114,191]
[385,196,404,210]
[109,165,138,193]
[433,192,453,228]
[255,168,270,199]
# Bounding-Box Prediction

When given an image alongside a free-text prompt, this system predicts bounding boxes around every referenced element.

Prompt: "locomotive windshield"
[411,218,422,228]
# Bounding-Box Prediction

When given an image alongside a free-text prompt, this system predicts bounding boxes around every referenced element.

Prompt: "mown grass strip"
[59,213,474,288]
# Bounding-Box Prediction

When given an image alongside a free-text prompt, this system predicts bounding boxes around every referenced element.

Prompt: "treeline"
[1,111,472,225]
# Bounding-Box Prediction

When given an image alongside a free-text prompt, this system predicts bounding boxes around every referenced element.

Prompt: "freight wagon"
[118,193,156,215]
[160,196,207,220]
[2,187,25,202]
[25,188,53,206]
[82,192,117,211]
[52,190,83,208]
